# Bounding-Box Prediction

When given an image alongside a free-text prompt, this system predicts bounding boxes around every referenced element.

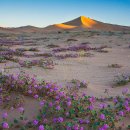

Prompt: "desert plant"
[28,47,39,52]
[114,74,130,86]
[0,73,130,129]
[108,64,122,68]
[0,56,7,63]
[46,44,60,48]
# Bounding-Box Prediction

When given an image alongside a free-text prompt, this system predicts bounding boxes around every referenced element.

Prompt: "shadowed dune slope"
[54,16,130,31]
[1,16,130,33]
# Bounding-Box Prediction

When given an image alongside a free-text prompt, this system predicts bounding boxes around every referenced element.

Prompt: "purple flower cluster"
[99,124,109,130]
[53,117,64,123]
[52,45,92,53]
[0,73,130,130]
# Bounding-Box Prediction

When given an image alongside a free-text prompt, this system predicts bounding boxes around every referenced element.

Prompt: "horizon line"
[1,16,130,28]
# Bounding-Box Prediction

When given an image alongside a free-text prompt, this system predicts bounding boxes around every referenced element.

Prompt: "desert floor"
[0,30,130,128]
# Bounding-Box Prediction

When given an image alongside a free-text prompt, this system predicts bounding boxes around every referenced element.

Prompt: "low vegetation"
[108,64,122,68]
[114,74,130,86]
[0,72,130,130]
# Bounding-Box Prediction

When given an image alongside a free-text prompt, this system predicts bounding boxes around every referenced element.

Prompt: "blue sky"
[0,0,130,27]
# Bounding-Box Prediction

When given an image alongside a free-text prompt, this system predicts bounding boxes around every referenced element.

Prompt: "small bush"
[108,64,122,68]
[114,74,130,86]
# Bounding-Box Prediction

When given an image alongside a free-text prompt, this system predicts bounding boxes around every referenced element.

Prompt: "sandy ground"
[2,31,130,97]
[0,30,130,127]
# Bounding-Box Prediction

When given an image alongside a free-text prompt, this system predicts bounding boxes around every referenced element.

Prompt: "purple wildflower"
[39,101,45,107]
[80,127,84,130]
[58,117,64,123]
[113,98,118,103]
[73,124,79,130]
[18,107,24,113]
[53,118,57,123]
[79,119,84,124]
[34,85,38,88]
[49,102,53,107]
[34,94,39,99]
[119,111,124,116]
[100,114,105,120]
[67,101,71,107]
[126,106,130,112]
[103,124,109,129]
[38,125,44,130]
[56,105,61,110]
[2,112,8,118]
[88,105,94,110]
[65,112,69,117]
[99,103,107,109]
[122,88,129,95]
[86,119,90,124]
[33,120,39,125]
[2,122,9,128]
[66,126,71,130]
[28,90,32,94]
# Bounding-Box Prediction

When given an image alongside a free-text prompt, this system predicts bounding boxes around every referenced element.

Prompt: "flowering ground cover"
[18,59,54,69]
[0,47,24,63]
[54,52,94,59]
[0,72,130,130]
[0,44,105,66]
[16,48,39,52]
[52,45,108,53]
[0,30,130,130]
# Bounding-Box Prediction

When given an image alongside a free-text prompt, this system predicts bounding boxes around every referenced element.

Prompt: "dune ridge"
[54,16,130,31]
[1,16,130,33]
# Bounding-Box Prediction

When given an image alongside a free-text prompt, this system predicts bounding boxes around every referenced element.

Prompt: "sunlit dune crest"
[81,16,97,28]
[54,23,77,29]
[1,16,130,32]
[54,16,97,29]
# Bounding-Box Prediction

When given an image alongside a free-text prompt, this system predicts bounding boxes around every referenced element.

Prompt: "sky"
[0,0,130,27]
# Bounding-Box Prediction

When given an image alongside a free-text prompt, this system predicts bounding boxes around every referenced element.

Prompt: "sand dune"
[53,16,130,31]
[0,27,16,33]
[1,16,130,129]
[54,23,77,29]
[1,16,130,33]
[11,25,42,33]
[62,16,97,28]
[0,26,41,33]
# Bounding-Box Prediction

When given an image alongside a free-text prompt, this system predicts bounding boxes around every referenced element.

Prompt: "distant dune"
[0,26,41,33]
[54,23,77,29]
[11,25,42,33]
[51,16,130,31]
[0,27,16,33]
[1,16,130,33]
[58,16,97,28]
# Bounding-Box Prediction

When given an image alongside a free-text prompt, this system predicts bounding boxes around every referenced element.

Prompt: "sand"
[2,30,130,97]
[0,17,130,128]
